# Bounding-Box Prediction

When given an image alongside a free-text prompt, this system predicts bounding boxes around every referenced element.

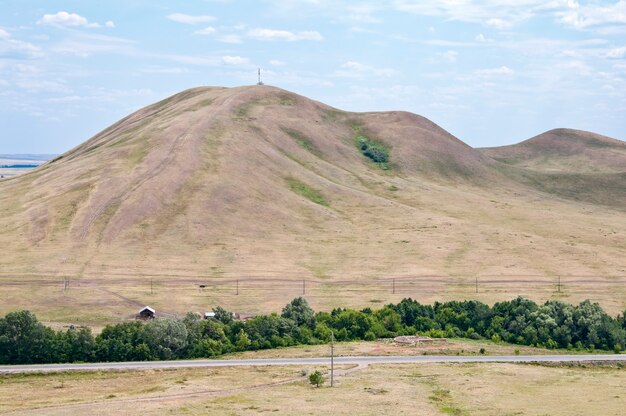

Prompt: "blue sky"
[1,1,625,154]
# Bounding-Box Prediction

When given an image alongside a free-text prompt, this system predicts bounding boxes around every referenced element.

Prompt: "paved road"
[1,354,624,374]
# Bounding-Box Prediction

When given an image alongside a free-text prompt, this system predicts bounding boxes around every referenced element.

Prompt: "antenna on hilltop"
[257,68,264,85]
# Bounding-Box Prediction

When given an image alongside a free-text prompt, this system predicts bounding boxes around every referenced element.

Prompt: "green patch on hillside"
[350,121,391,170]
[236,95,297,119]
[236,102,253,118]
[281,128,321,157]
[277,94,296,106]
[321,108,344,122]
[189,98,214,111]
[286,177,329,206]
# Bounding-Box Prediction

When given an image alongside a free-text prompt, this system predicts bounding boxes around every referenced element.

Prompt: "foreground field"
[1,360,623,415]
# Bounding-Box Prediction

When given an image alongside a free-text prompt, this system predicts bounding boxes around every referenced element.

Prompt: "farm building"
[137,306,156,320]
[204,312,216,319]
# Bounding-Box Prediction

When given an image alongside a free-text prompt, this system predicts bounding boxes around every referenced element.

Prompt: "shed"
[137,306,156,320]
[204,312,216,319]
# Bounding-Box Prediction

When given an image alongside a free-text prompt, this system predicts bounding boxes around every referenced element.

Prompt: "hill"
[480,129,626,207]
[480,128,626,174]
[0,86,624,322]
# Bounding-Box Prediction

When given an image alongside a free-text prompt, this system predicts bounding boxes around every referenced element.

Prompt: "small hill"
[480,129,626,208]
[480,128,626,174]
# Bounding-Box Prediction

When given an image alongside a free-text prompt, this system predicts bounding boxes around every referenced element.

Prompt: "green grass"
[286,177,329,206]
[424,381,467,416]
[277,95,296,106]
[281,128,321,157]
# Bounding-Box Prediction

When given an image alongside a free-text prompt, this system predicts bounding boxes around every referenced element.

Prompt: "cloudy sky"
[1,1,625,154]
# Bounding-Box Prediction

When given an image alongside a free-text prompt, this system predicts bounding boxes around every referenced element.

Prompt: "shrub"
[355,135,389,165]
[309,370,325,387]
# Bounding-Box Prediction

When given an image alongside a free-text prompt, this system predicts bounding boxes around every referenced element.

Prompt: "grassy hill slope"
[0,86,624,322]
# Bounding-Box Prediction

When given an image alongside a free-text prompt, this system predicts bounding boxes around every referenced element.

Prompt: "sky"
[1,1,626,154]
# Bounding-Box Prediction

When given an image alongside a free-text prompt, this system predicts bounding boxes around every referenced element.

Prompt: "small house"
[204,311,216,319]
[137,306,156,320]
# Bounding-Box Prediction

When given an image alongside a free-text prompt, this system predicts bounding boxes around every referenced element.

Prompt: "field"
[1,273,624,328]
[1,358,624,415]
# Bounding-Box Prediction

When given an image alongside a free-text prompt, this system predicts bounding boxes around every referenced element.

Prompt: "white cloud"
[475,66,514,76]
[221,55,249,65]
[607,47,626,59]
[334,61,397,78]
[167,13,215,25]
[269,59,286,66]
[50,33,136,57]
[0,28,41,59]
[105,21,115,28]
[247,28,323,41]
[485,18,513,30]
[427,50,459,64]
[38,11,104,28]
[393,1,537,29]
[195,26,216,35]
[440,50,458,63]
[558,1,626,32]
[218,34,243,43]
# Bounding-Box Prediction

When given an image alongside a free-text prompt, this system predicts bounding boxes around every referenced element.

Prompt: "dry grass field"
[0,86,624,325]
[1,360,624,415]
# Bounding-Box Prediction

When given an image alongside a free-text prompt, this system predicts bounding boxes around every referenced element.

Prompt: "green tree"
[235,329,251,351]
[140,318,188,360]
[63,327,96,362]
[309,370,325,387]
[0,310,58,364]
[282,297,315,327]
[213,306,234,325]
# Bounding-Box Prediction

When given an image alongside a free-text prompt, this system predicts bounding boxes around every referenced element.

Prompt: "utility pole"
[330,331,335,387]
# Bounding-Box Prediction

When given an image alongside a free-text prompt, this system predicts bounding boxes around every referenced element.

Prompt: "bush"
[355,135,389,164]
[309,370,325,388]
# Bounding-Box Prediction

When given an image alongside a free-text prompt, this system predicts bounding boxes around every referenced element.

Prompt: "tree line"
[1,296,625,364]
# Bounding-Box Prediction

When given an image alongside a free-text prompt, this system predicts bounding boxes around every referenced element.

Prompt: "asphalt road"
[1,354,624,374]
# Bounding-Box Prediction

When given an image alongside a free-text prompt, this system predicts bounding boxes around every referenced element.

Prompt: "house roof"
[139,306,155,314]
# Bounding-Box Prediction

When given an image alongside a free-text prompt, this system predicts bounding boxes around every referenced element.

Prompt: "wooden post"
[475,276,478,294]
[392,278,395,294]
[236,279,239,296]
[330,331,334,387]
